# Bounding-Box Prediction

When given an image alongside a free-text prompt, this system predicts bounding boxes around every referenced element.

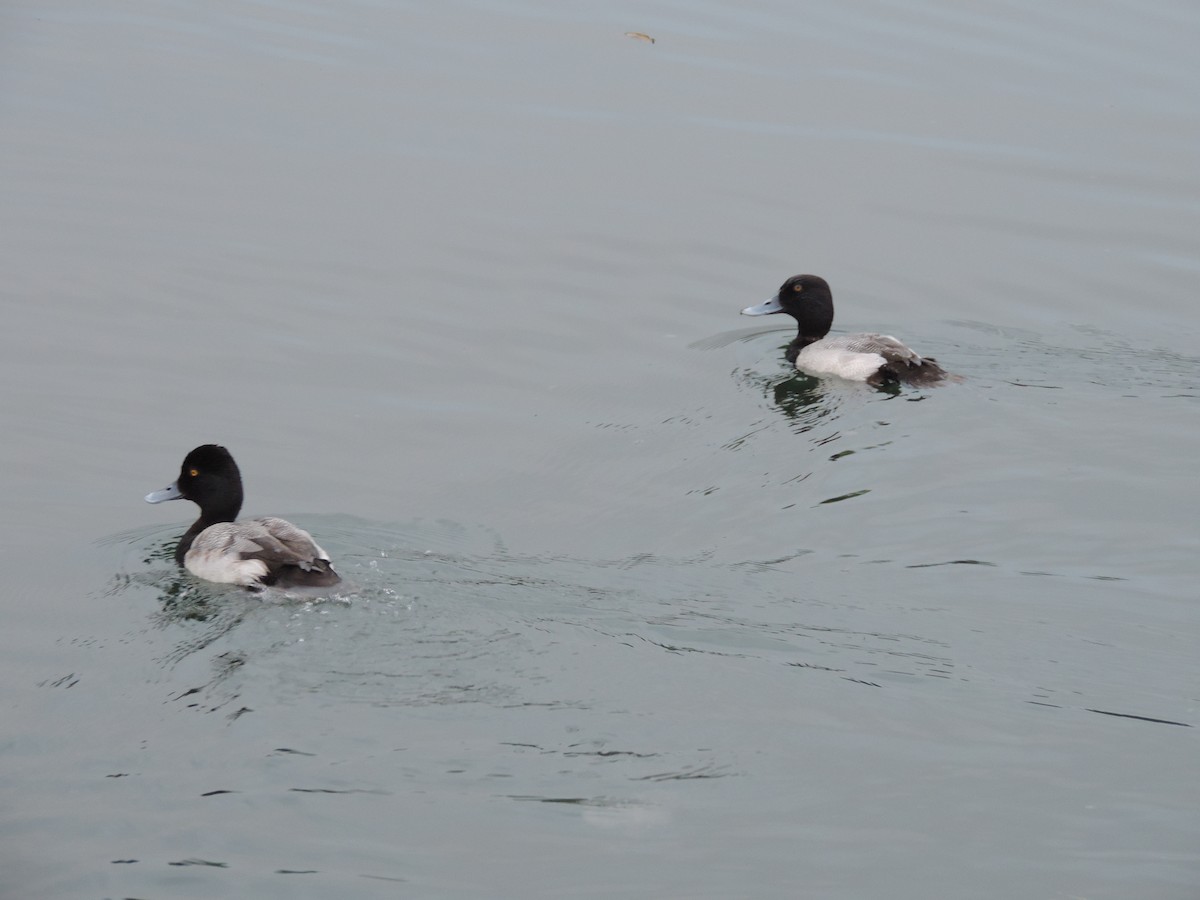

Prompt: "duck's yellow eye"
[792,284,804,293]
[189,468,199,477]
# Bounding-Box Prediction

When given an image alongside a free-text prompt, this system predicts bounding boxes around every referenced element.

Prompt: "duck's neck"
[784,333,825,364]
[785,293,833,361]
[794,289,832,337]
[174,501,241,565]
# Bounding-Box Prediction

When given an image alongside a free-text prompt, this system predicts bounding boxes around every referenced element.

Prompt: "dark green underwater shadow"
[735,356,918,428]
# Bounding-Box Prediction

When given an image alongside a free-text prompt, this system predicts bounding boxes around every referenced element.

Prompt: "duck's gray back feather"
[247,517,332,564]
[184,517,336,587]
[821,332,924,365]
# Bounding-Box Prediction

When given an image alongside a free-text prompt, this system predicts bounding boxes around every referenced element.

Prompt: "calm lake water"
[2,1,1198,897]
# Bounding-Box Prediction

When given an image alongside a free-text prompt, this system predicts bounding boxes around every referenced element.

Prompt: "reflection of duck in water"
[743,274,948,386]
[728,362,841,443]
[771,375,834,421]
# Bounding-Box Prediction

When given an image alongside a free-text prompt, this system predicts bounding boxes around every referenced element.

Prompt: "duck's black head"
[146,444,244,523]
[741,274,835,342]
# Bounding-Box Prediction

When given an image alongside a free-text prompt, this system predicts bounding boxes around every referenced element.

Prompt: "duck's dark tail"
[265,558,342,589]
[872,356,952,387]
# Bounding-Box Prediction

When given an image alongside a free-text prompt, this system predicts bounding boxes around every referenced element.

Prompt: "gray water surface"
[2,1,1198,897]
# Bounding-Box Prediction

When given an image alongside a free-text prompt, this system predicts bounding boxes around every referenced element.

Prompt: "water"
[2,1,1198,897]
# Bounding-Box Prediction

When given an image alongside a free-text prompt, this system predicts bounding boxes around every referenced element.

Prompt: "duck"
[742,274,947,386]
[145,444,341,590]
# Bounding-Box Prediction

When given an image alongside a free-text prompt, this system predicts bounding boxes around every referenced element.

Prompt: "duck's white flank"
[185,545,271,585]
[795,346,887,381]
[795,333,928,381]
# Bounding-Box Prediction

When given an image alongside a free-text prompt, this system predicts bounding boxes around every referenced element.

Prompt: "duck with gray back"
[146,444,340,590]
[742,274,947,386]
